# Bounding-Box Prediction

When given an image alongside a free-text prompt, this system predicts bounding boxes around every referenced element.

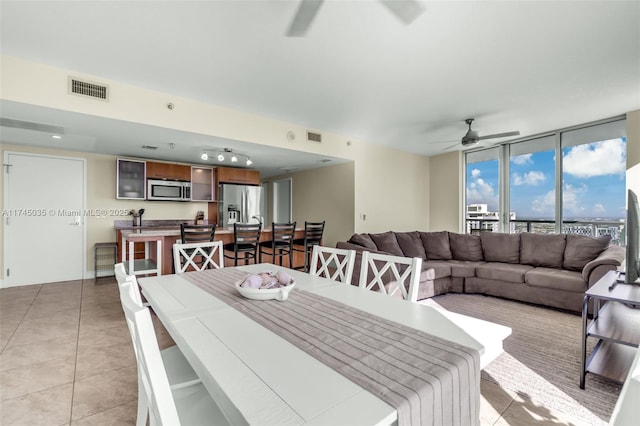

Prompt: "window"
[464,117,627,242]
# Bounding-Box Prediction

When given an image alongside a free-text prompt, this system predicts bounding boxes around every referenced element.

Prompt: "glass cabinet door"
[117,159,146,199]
[191,166,214,201]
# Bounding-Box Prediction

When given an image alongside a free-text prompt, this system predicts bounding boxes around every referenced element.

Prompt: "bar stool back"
[292,221,325,271]
[223,223,263,266]
[259,222,296,266]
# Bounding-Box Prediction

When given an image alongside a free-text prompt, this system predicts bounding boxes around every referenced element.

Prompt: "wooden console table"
[580,270,640,389]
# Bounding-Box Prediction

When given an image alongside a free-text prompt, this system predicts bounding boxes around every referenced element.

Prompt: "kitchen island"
[116,221,307,274]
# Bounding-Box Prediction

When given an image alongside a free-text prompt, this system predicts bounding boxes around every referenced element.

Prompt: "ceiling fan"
[287,0,424,37]
[445,118,520,150]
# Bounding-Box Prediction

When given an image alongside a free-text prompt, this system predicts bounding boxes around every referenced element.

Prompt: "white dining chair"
[309,245,356,285]
[173,241,224,273]
[359,251,422,302]
[120,293,229,426]
[116,272,203,426]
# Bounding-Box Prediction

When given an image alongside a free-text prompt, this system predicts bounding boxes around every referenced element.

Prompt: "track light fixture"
[200,148,253,167]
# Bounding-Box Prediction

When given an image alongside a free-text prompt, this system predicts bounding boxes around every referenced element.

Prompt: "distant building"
[466,204,516,233]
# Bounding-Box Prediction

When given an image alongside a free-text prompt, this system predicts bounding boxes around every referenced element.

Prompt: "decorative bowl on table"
[235,271,295,301]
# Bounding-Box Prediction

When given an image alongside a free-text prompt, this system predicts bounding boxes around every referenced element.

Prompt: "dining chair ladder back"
[358,251,422,302]
[309,245,357,285]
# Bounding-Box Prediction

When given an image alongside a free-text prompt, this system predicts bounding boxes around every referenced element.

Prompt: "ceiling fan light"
[200,152,208,160]
[217,153,225,162]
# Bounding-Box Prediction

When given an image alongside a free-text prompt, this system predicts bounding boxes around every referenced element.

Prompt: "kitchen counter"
[117,224,307,274]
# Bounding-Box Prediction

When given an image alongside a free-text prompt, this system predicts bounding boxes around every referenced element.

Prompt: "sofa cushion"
[476,262,534,283]
[563,234,611,271]
[368,232,404,256]
[480,232,520,264]
[520,232,566,269]
[525,267,587,293]
[422,261,452,279]
[395,231,427,259]
[420,231,453,260]
[347,233,377,250]
[447,260,484,278]
[449,233,484,261]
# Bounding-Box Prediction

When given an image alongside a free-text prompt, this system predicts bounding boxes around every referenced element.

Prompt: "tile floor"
[1,278,588,425]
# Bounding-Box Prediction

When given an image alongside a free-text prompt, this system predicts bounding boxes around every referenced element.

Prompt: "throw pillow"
[563,234,611,271]
[449,233,484,261]
[347,233,377,250]
[480,232,520,264]
[395,232,427,259]
[419,231,453,260]
[368,232,404,256]
[520,232,566,268]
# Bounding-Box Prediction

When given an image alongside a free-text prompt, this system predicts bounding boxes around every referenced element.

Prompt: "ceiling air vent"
[68,77,109,101]
[307,131,322,143]
[0,118,65,134]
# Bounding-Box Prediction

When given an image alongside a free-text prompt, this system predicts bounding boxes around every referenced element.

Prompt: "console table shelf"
[581,271,640,389]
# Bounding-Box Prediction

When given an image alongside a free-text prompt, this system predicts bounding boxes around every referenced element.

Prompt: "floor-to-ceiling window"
[464,117,627,241]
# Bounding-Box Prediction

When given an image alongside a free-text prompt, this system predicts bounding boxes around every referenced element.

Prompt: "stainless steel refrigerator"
[218,184,263,227]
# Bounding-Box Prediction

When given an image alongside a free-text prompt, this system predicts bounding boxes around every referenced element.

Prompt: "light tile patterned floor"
[0,278,587,425]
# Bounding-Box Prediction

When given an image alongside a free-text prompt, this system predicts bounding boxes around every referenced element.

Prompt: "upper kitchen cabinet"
[116,159,146,199]
[191,166,215,201]
[146,161,191,181]
[216,166,260,185]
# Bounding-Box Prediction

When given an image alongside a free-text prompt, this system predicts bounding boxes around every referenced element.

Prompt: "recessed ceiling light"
[51,135,62,139]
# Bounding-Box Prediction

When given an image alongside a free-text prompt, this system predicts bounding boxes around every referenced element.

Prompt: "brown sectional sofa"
[336,230,625,313]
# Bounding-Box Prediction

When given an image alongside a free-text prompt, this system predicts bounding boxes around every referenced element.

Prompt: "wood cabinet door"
[216,166,260,185]
[146,162,191,181]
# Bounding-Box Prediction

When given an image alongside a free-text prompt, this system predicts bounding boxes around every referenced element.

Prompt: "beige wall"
[264,162,355,247]
[428,151,463,232]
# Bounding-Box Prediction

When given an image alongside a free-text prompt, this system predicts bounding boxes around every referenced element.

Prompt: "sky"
[466,138,627,220]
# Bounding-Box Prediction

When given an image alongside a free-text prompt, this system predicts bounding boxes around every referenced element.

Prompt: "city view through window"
[466,136,628,244]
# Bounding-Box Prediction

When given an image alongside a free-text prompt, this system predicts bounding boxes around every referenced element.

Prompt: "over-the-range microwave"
[147,179,191,201]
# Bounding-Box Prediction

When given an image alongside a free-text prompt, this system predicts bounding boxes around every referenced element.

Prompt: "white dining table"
[138,264,511,425]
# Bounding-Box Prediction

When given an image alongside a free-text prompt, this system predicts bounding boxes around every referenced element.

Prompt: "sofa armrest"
[582,245,625,284]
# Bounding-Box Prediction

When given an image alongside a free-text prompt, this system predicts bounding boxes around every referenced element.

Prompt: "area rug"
[424,294,622,425]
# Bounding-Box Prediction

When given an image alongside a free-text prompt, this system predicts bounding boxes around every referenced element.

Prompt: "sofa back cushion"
[395,232,427,259]
[448,233,484,261]
[419,231,453,260]
[368,232,404,256]
[347,233,377,250]
[480,232,520,264]
[563,234,611,271]
[520,232,566,268]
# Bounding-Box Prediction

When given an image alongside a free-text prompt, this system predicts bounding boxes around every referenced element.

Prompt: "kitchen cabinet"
[146,161,191,181]
[216,166,260,185]
[191,166,215,201]
[116,159,146,199]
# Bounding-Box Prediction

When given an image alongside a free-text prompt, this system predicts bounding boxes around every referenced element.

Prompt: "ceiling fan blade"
[286,0,324,37]
[379,0,425,24]
[444,142,461,151]
[478,130,520,140]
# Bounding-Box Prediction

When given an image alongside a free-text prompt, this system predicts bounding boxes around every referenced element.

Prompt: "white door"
[3,152,85,287]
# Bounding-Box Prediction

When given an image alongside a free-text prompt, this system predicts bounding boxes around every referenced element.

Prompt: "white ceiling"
[1,0,639,176]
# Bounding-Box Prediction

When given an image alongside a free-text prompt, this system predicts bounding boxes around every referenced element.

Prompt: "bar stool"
[223,223,262,266]
[94,242,117,283]
[292,221,325,272]
[258,222,296,267]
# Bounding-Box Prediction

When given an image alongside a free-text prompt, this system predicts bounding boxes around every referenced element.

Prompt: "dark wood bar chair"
[178,223,217,269]
[258,222,297,267]
[223,223,263,266]
[292,221,325,272]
